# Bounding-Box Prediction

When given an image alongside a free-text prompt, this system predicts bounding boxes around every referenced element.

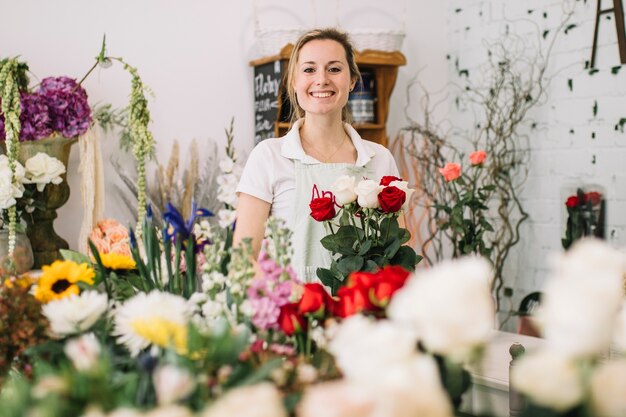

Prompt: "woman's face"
[293,39,356,119]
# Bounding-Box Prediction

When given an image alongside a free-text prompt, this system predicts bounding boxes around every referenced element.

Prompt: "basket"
[348,29,405,52]
[256,27,305,57]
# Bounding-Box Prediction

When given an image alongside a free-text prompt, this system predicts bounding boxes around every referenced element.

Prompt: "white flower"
[612,302,626,352]
[201,299,225,320]
[201,382,287,417]
[589,359,626,417]
[145,406,193,417]
[106,409,144,417]
[538,273,622,357]
[153,365,196,405]
[113,291,191,356]
[217,173,239,206]
[298,370,453,417]
[79,405,106,417]
[0,157,25,209]
[219,157,235,174]
[329,315,418,382]
[64,333,101,371]
[511,348,583,412]
[330,175,357,205]
[388,256,495,362]
[217,209,236,228]
[42,291,108,337]
[551,238,626,281]
[354,179,382,209]
[389,180,415,211]
[23,152,66,192]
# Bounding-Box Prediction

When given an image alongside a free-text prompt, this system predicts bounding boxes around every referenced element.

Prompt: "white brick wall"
[445,0,626,317]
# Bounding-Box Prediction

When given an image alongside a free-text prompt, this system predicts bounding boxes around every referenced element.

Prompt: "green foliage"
[316,206,421,295]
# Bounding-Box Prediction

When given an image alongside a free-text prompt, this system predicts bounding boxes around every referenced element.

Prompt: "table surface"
[466,331,544,391]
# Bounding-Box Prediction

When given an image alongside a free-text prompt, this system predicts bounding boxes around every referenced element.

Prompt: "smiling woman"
[234,28,401,283]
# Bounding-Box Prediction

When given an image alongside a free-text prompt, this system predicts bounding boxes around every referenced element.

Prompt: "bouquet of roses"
[561,188,604,250]
[309,175,420,294]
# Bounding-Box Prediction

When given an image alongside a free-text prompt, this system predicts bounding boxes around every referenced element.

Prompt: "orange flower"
[469,150,487,165]
[438,162,461,182]
[88,219,131,256]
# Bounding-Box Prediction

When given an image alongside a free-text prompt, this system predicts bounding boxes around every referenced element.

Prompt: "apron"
[291,160,373,283]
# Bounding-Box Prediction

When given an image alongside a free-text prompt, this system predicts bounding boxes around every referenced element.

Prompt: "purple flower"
[19,92,52,141]
[37,76,92,138]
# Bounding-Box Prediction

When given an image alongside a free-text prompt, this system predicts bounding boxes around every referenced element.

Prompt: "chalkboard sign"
[253,60,283,144]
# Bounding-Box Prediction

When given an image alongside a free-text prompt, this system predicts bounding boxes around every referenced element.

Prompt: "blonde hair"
[286,28,360,124]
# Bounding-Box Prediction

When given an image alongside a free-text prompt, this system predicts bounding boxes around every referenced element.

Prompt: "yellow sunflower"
[99,252,136,270]
[34,260,96,304]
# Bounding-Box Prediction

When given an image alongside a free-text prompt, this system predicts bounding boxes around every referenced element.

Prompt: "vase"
[0,229,34,276]
[17,135,77,268]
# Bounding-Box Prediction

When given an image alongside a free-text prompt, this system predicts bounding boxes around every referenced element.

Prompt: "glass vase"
[0,229,34,276]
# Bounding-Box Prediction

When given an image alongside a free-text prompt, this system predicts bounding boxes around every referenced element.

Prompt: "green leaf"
[336,256,364,275]
[390,246,419,271]
[316,267,343,295]
[60,249,91,264]
[611,65,622,74]
[398,228,411,244]
[616,118,626,133]
[358,239,373,256]
[589,68,600,75]
[564,23,577,34]
[364,260,379,271]
[384,238,401,259]
[321,226,360,256]
[567,78,573,91]
[380,216,400,244]
[542,29,549,39]
[593,100,598,117]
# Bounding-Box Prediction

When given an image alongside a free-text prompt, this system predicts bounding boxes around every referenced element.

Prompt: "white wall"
[445,0,626,311]
[0,0,449,249]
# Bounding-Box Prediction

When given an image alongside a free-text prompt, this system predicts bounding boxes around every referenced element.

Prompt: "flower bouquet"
[561,188,605,250]
[309,175,421,294]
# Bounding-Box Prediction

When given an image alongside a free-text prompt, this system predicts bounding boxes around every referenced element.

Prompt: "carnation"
[42,291,108,337]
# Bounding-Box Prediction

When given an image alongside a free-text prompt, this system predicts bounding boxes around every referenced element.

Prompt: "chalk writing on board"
[253,61,283,144]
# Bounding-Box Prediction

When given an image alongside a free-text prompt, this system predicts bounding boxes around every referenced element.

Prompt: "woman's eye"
[303,67,315,73]
[329,67,341,73]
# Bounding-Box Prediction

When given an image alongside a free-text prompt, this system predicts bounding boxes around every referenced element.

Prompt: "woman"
[235,28,400,282]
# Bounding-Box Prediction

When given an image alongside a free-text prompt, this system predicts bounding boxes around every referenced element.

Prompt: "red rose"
[309,197,336,222]
[379,176,403,186]
[278,302,307,336]
[378,186,406,213]
[347,270,377,288]
[298,283,332,316]
[370,266,411,307]
[334,285,372,318]
[584,191,602,206]
[565,196,579,208]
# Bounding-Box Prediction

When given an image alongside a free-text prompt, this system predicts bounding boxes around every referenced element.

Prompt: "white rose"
[23,152,66,192]
[589,359,626,417]
[511,348,583,412]
[551,238,626,282]
[153,365,196,405]
[202,382,287,417]
[42,291,108,337]
[217,209,236,228]
[329,315,418,382]
[64,333,101,371]
[330,175,357,205]
[388,256,495,362]
[354,179,382,209]
[389,180,415,211]
[0,171,18,209]
[219,157,235,174]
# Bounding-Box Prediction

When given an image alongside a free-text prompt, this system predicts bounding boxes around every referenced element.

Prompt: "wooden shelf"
[251,44,405,147]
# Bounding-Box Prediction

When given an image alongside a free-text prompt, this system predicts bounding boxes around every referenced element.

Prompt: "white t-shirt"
[236,119,400,229]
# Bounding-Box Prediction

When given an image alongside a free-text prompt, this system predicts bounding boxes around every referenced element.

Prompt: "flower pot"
[0,229,34,276]
[17,135,77,268]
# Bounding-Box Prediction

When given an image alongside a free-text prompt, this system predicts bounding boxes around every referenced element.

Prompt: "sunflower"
[34,261,96,304]
[99,252,136,270]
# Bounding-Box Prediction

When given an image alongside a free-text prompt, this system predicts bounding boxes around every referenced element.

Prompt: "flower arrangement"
[309,175,421,294]
[435,150,495,258]
[561,188,604,250]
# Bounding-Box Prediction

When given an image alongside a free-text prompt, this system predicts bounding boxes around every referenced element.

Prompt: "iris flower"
[163,202,213,250]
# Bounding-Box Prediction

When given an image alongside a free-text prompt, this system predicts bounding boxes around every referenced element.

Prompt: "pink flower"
[469,150,487,165]
[438,163,462,182]
[250,297,281,330]
[88,219,131,256]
